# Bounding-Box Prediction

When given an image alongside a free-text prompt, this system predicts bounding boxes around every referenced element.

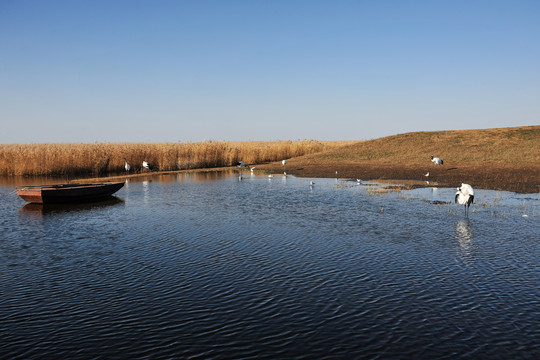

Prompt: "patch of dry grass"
[257,126,540,193]
[313,125,539,166]
[0,140,351,176]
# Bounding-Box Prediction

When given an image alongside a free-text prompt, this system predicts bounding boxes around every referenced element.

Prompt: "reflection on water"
[455,219,474,259]
[19,197,124,216]
[0,169,239,187]
[1,173,539,359]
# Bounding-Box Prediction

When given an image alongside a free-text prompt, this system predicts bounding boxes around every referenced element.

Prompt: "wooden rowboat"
[16,182,125,204]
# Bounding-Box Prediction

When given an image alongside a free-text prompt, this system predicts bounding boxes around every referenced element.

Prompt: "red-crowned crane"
[282,159,287,168]
[124,160,131,172]
[142,161,151,171]
[455,183,474,216]
[431,155,443,165]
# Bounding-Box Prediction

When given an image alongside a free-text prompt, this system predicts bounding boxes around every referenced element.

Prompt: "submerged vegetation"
[0,140,350,176]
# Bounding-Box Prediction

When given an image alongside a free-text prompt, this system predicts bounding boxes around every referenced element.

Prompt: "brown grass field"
[256,125,540,193]
[1,126,538,193]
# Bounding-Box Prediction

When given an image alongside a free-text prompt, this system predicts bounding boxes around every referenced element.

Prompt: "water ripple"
[0,176,538,359]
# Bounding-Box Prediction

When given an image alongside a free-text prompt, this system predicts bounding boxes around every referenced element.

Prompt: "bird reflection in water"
[143,180,151,204]
[455,219,475,260]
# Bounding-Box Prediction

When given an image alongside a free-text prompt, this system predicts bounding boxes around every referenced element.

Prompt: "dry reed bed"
[0,140,349,176]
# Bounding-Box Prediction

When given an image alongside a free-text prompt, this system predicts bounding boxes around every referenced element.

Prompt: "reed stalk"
[0,140,347,176]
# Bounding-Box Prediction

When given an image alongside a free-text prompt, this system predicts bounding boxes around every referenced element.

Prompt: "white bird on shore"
[250,167,256,173]
[425,172,429,177]
[455,183,474,216]
[142,161,151,170]
[431,155,443,165]
[124,160,131,172]
[282,159,287,168]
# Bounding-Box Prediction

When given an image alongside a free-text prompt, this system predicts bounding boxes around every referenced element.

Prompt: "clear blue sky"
[1,0,539,143]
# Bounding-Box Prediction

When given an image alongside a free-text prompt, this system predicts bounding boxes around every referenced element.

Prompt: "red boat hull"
[17,182,125,204]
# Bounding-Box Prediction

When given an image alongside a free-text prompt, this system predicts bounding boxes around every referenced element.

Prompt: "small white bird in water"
[455,183,474,216]
[268,174,273,178]
[431,155,443,165]
[309,181,315,187]
[250,167,256,173]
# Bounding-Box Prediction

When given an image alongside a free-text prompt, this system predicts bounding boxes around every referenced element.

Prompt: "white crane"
[282,159,287,168]
[142,161,151,170]
[425,172,429,177]
[455,183,474,216]
[124,160,131,172]
[431,155,443,165]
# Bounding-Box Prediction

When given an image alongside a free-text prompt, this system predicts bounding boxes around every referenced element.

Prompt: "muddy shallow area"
[257,161,540,194]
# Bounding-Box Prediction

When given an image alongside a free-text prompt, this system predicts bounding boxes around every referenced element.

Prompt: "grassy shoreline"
[256,125,540,193]
[3,126,539,193]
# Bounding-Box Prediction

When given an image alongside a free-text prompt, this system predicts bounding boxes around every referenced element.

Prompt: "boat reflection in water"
[19,196,124,216]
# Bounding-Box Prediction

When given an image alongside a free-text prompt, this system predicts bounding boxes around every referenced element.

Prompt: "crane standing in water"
[455,183,474,216]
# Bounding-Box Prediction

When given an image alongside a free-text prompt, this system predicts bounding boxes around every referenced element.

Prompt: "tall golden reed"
[0,140,344,176]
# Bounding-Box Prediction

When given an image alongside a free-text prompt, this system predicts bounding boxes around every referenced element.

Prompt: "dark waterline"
[1,173,539,359]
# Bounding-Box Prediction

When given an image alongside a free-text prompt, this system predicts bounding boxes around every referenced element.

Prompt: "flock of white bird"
[124,155,475,216]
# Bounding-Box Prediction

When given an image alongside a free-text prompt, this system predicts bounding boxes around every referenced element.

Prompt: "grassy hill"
[313,125,539,165]
[261,125,540,193]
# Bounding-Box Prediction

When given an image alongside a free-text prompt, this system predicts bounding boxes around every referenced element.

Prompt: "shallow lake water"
[1,172,538,359]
